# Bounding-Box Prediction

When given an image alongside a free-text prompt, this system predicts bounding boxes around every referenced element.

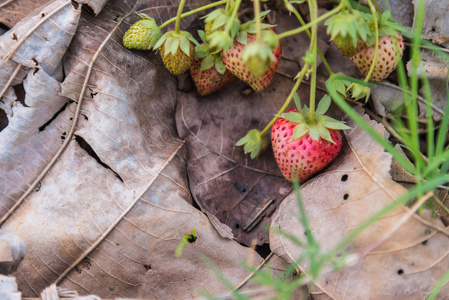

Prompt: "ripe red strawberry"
[272,108,343,182]
[190,58,234,96]
[222,29,282,92]
[351,32,404,82]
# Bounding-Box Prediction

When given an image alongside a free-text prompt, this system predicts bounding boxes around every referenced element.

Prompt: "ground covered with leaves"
[0,0,449,299]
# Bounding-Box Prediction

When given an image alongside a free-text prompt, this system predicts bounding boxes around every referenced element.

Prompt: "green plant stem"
[308,0,318,122]
[284,0,333,75]
[159,0,227,29]
[364,0,379,82]
[278,3,344,39]
[370,0,383,26]
[225,0,241,34]
[342,0,353,13]
[174,0,187,33]
[260,64,310,135]
[254,0,261,40]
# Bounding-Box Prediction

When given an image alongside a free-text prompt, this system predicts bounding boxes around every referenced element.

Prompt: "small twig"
[0,63,21,99]
[0,0,15,9]
[435,192,449,215]
[404,41,449,54]
[230,252,274,293]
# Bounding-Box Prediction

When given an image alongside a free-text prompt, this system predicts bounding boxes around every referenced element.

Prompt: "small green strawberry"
[154,30,199,75]
[324,10,371,57]
[271,95,350,182]
[123,13,161,50]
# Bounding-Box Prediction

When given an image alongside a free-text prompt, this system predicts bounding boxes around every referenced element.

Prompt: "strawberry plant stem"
[277,3,343,40]
[253,0,261,40]
[225,0,241,34]
[308,0,318,122]
[363,0,379,82]
[370,0,383,27]
[260,63,309,135]
[284,0,333,75]
[174,0,187,34]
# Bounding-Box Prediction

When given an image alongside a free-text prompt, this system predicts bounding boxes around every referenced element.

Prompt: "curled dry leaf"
[0,0,275,298]
[270,107,449,299]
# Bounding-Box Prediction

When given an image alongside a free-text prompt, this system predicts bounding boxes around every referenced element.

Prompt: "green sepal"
[236,129,268,159]
[316,95,331,115]
[170,38,180,55]
[303,51,316,65]
[200,54,215,71]
[195,44,209,58]
[293,93,301,110]
[236,31,247,45]
[280,112,305,123]
[317,124,334,143]
[187,34,200,47]
[309,126,320,141]
[209,31,233,52]
[242,41,273,76]
[291,123,309,140]
[322,116,351,130]
[198,30,207,43]
[179,38,190,56]
[214,56,226,74]
[324,10,371,48]
[349,83,371,102]
[153,33,167,50]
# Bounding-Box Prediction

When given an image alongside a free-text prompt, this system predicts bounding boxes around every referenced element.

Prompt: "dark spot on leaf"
[397,269,404,275]
[39,102,68,132]
[341,174,348,181]
[144,264,152,271]
[12,33,17,40]
[421,240,428,246]
[343,194,349,200]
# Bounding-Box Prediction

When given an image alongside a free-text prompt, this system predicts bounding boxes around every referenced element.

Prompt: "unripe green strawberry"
[222,29,282,91]
[122,15,161,50]
[190,58,234,96]
[159,41,195,75]
[351,32,404,82]
[154,30,199,75]
[272,108,343,182]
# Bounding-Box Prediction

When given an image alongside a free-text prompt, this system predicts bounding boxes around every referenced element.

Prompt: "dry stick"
[0,3,123,226]
[3,0,71,61]
[0,63,21,99]
[0,0,15,9]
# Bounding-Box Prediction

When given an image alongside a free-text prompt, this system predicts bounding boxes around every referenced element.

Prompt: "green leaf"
[309,126,320,141]
[291,123,308,140]
[280,112,305,123]
[316,95,331,115]
[200,55,215,71]
[236,129,268,159]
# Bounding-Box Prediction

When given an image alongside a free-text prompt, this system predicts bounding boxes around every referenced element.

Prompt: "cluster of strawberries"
[123,9,282,96]
[122,3,404,184]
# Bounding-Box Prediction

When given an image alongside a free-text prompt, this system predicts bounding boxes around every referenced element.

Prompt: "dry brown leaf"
[0,1,273,298]
[270,107,449,299]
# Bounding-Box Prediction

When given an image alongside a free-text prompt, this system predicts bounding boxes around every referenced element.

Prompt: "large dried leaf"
[0,0,270,298]
[270,108,449,299]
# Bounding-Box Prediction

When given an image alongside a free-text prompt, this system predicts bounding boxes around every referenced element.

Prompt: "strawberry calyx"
[242,33,278,76]
[194,33,227,74]
[202,8,239,41]
[280,94,350,144]
[363,11,401,47]
[154,30,199,57]
[235,129,268,159]
[324,10,371,57]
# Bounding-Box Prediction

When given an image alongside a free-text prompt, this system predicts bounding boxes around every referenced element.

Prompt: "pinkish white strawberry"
[271,95,349,182]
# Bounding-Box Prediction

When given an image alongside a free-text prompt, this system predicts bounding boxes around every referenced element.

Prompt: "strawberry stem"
[363,0,379,82]
[277,3,343,40]
[371,0,383,27]
[225,0,241,34]
[284,0,333,76]
[260,62,310,135]
[308,0,318,123]
[174,0,187,34]
[254,0,261,40]
[160,0,228,30]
